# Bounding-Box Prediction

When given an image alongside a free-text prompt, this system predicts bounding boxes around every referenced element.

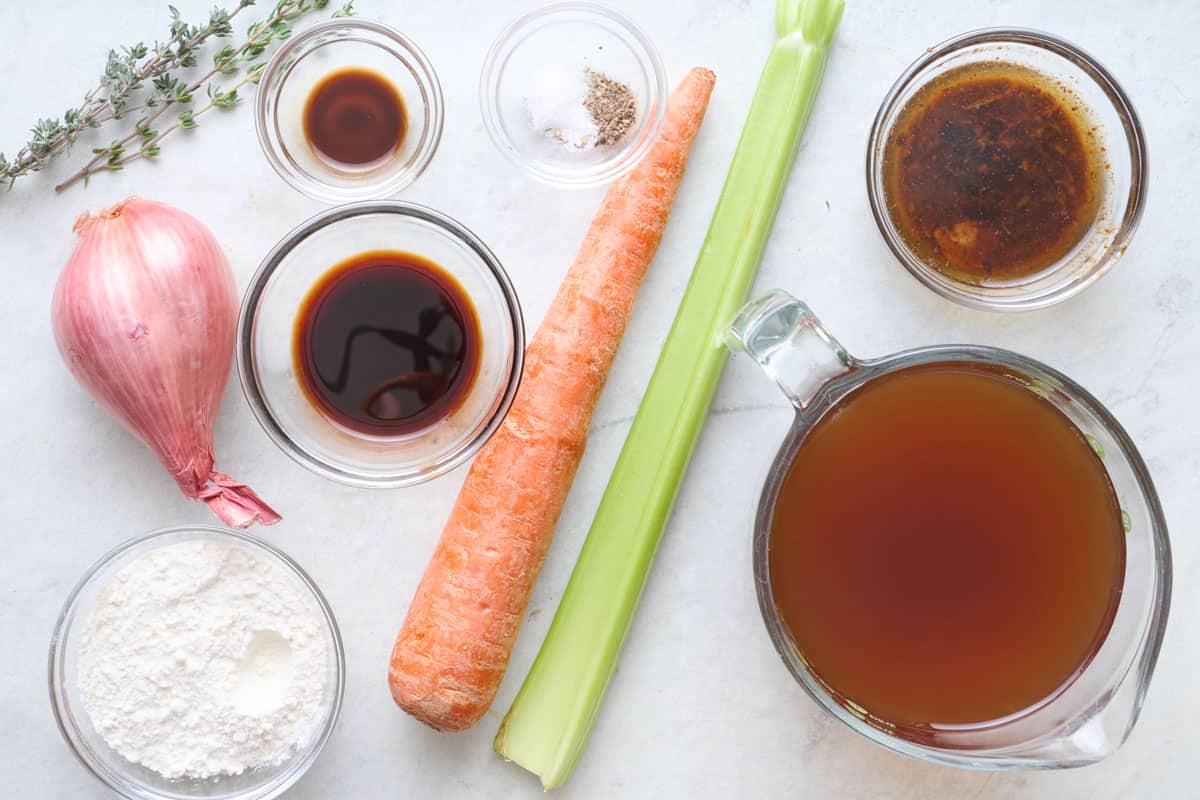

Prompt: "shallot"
[51,197,278,527]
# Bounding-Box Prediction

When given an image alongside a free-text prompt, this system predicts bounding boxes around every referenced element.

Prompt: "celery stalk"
[494,0,844,788]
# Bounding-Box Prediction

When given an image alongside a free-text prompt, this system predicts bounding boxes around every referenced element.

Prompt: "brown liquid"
[303,68,406,168]
[293,251,480,436]
[769,362,1124,734]
[882,62,1102,283]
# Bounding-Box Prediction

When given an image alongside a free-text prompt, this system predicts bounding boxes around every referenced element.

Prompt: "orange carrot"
[388,67,716,732]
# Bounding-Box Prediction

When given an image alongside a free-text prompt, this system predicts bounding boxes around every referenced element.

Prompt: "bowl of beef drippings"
[237,202,524,488]
[867,29,1146,311]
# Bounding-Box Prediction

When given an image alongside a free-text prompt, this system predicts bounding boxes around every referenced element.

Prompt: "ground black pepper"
[584,69,637,146]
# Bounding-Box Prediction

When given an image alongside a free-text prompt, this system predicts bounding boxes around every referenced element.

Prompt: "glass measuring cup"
[726,290,1171,769]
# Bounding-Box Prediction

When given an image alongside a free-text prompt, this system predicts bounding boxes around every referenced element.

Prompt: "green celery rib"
[494,0,844,788]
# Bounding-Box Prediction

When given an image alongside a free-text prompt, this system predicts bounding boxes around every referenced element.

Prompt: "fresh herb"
[0,0,354,193]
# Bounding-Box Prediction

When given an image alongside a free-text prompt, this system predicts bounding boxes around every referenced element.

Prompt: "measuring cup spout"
[726,290,856,408]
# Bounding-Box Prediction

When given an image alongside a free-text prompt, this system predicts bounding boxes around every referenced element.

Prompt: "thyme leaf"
[0,0,355,193]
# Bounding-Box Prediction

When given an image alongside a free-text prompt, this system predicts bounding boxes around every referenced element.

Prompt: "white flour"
[78,539,330,780]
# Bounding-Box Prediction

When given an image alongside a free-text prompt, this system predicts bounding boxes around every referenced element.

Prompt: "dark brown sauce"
[293,251,480,436]
[883,62,1103,283]
[769,362,1124,735]
[303,68,407,168]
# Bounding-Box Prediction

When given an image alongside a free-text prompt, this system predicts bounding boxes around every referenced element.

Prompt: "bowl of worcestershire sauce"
[238,202,524,487]
[303,69,409,173]
[255,20,443,202]
[867,29,1146,311]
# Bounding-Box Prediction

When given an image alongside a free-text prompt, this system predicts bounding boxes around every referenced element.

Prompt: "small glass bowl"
[480,2,667,188]
[866,28,1148,311]
[255,19,444,202]
[48,525,346,800]
[238,201,524,488]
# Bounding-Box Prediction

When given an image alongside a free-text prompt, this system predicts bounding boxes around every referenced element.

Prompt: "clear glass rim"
[865,27,1149,312]
[254,18,445,202]
[47,524,347,800]
[478,0,667,188]
[236,200,526,488]
[753,345,1172,769]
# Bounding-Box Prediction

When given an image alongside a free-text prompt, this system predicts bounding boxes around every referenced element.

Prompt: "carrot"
[388,67,717,732]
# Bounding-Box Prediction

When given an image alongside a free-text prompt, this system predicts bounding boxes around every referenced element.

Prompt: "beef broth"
[768,362,1124,734]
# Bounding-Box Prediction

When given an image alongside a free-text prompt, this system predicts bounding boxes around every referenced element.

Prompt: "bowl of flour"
[49,525,345,800]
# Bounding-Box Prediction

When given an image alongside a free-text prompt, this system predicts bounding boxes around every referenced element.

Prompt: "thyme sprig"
[0,0,354,193]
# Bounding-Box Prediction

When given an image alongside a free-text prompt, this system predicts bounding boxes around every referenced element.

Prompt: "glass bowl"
[255,19,444,202]
[480,1,667,188]
[237,201,525,488]
[866,28,1147,311]
[48,525,346,800]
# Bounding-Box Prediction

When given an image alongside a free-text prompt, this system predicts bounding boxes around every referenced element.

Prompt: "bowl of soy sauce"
[255,20,444,202]
[237,202,524,487]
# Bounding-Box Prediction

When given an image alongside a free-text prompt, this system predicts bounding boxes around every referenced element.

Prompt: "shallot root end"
[198,471,282,528]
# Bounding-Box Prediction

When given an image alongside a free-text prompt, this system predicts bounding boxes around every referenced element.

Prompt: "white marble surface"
[2,1,1197,797]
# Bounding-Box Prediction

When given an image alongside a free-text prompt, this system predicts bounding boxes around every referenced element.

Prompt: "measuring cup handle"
[725,290,856,409]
